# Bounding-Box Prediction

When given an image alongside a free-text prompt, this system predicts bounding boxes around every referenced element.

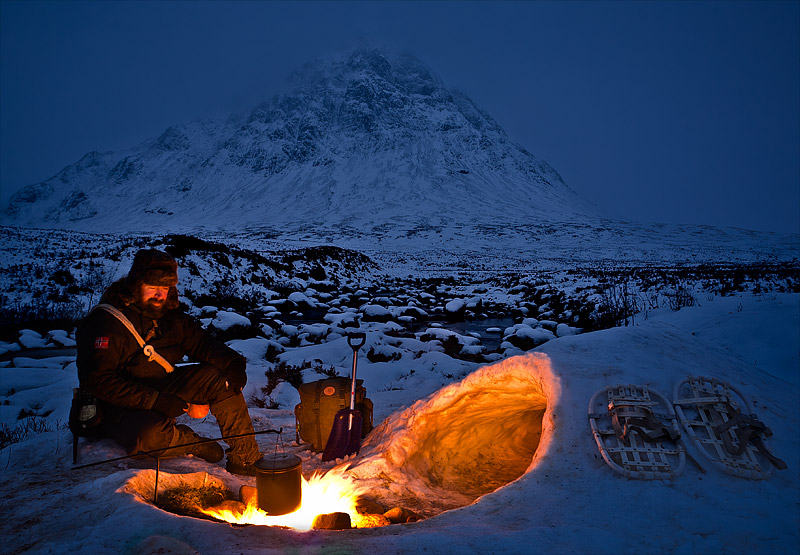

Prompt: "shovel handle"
[347,332,365,413]
[348,332,366,351]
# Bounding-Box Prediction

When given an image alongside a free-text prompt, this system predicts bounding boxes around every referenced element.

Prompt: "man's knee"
[137,417,175,452]
[173,364,233,404]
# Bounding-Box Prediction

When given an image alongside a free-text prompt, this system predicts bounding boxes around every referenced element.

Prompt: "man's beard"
[137,297,169,319]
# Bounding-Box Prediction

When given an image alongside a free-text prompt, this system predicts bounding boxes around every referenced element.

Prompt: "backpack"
[294,378,373,452]
[69,386,107,464]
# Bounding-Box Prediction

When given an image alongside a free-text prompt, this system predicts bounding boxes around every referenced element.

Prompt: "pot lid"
[255,453,302,471]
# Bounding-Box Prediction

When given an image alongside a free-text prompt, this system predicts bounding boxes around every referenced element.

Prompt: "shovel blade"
[321,409,363,462]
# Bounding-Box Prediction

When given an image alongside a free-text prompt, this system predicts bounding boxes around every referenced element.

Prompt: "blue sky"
[1,0,798,233]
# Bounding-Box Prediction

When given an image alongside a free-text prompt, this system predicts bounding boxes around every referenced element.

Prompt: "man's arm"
[178,313,248,392]
[178,313,246,368]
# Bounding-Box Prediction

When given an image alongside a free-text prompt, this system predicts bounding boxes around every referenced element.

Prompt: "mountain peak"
[4,47,596,234]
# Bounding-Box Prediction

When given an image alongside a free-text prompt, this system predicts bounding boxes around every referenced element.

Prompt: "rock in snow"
[211,310,251,331]
[17,329,49,349]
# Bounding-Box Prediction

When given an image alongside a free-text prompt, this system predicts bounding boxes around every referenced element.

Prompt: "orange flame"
[200,469,371,530]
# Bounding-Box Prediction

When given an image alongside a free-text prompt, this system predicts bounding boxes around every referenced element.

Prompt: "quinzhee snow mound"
[345,353,558,515]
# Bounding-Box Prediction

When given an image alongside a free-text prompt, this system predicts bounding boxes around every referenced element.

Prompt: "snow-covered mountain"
[3,48,596,234]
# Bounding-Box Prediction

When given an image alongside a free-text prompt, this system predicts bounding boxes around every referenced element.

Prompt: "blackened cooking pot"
[254,453,302,515]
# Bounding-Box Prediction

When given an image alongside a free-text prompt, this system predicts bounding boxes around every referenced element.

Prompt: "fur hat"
[125,249,178,287]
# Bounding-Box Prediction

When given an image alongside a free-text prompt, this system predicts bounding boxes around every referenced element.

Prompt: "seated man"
[76,248,262,475]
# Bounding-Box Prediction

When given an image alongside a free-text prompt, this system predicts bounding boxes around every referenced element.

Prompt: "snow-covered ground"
[1,291,797,554]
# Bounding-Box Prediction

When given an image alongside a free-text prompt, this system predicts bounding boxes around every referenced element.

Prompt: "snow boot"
[210,394,262,475]
[160,424,224,463]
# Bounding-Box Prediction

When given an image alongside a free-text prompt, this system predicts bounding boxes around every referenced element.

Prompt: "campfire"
[128,468,406,530]
[126,354,556,529]
[201,468,372,530]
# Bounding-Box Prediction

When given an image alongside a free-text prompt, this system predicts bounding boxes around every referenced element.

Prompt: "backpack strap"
[93,303,174,374]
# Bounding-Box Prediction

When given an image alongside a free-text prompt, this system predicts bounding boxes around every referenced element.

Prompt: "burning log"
[355,513,392,528]
[383,507,422,524]
[354,497,386,515]
[311,512,351,530]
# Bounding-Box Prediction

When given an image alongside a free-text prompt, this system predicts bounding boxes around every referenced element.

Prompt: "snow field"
[0,292,797,553]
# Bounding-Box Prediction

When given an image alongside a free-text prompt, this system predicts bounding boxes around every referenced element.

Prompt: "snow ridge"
[3,48,596,234]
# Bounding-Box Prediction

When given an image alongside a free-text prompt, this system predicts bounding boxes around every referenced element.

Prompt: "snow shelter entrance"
[348,353,559,514]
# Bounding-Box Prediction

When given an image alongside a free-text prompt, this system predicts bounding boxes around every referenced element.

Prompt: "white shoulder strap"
[94,303,174,373]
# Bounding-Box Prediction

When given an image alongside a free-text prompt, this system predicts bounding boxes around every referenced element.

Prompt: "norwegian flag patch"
[94,337,109,350]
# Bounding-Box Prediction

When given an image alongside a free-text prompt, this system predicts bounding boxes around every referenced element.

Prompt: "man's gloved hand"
[152,393,188,418]
[225,357,247,394]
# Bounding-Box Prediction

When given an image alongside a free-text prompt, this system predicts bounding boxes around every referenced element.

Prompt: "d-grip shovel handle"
[348,332,366,351]
[347,332,365,412]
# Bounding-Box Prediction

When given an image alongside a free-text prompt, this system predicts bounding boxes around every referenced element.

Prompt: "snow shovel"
[322,332,366,461]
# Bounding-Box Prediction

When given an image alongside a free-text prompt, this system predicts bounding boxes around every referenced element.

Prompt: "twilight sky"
[1,0,798,234]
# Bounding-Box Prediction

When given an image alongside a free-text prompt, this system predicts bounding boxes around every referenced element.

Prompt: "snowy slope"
[0,292,797,554]
[3,48,595,235]
[4,47,797,264]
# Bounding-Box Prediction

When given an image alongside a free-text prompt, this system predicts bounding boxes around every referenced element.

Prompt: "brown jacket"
[76,279,244,409]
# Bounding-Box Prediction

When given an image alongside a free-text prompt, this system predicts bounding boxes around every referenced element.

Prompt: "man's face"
[138,284,170,314]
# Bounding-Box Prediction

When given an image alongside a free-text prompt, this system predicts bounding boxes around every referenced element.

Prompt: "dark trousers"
[100,363,256,460]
